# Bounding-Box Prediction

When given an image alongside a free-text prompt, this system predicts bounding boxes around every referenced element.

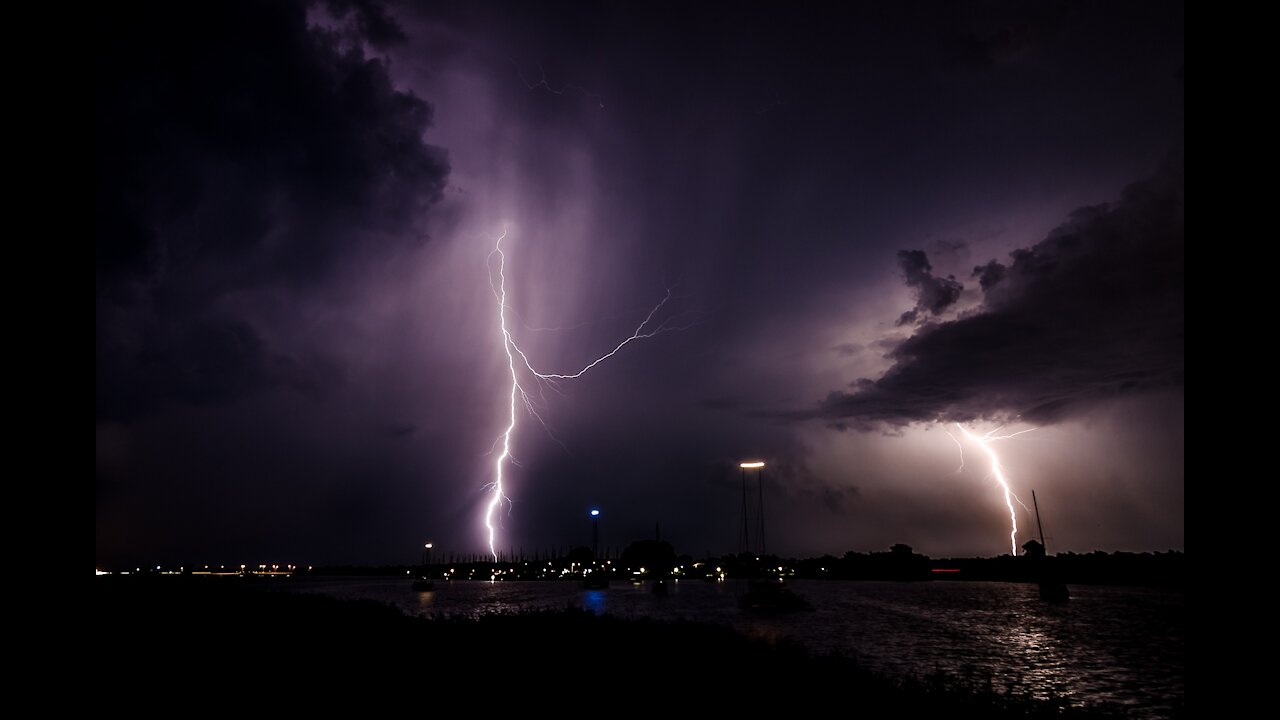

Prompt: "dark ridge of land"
[93,576,1129,717]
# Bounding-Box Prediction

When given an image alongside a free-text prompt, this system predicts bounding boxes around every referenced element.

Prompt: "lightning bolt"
[483,229,692,559]
[485,229,519,562]
[953,423,1035,555]
[513,61,605,109]
[944,429,965,474]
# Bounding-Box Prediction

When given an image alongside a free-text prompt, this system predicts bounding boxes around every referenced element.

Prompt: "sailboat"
[1031,491,1069,603]
[736,461,811,612]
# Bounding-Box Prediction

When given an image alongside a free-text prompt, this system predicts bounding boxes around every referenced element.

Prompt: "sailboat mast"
[1032,490,1047,550]
[756,466,766,556]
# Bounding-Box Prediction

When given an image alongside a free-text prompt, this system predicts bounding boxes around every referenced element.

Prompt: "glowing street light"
[589,509,601,558]
[739,461,767,555]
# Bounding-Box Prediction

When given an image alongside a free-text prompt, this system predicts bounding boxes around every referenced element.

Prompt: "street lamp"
[739,461,766,555]
[589,509,601,558]
[422,542,433,567]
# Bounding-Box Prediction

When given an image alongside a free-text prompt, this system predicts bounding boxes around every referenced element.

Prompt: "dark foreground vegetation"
[94,577,1130,716]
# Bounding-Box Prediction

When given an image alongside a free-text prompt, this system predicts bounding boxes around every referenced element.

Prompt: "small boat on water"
[411,576,435,592]
[1039,576,1069,602]
[1031,491,1069,603]
[740,579,811,612]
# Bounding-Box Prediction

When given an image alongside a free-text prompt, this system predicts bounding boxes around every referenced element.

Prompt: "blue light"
[590,509,601,517]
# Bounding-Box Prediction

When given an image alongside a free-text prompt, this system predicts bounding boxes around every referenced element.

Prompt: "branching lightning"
[512,303,660,333]
[484,230,519,560]
[483,229,693,559]
[944,429,965,474]
[513,61,605,109]
[953,423,1036,555]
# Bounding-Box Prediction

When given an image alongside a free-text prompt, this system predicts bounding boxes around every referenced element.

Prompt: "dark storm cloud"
[972,260,1007,291]
[895,249,964,326]
[815,154,1183,430]
[325,0,408,49]
[95,0,448,421]
[95,316,341,423]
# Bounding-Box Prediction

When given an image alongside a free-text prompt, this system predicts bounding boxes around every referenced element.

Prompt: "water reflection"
[582,590,606,615]
[280,578,1180,718]
[998,622,1068,701]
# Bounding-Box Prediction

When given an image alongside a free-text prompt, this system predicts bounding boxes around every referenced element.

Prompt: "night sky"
[96,0,1184,567]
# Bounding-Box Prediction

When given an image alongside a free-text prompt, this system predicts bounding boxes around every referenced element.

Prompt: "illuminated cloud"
[813,154,1184,430]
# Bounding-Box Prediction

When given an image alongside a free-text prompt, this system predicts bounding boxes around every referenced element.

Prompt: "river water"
[281,577,1182,717]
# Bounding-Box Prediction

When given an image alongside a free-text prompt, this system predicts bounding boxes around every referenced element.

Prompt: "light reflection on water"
[283,578,1181,718]
[581,589,607,615]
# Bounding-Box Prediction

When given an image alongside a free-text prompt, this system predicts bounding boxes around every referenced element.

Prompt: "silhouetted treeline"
[148,545,1184,587]
[924,550,1185,587]
[756,547,1183,586]
[308,564,422,576]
